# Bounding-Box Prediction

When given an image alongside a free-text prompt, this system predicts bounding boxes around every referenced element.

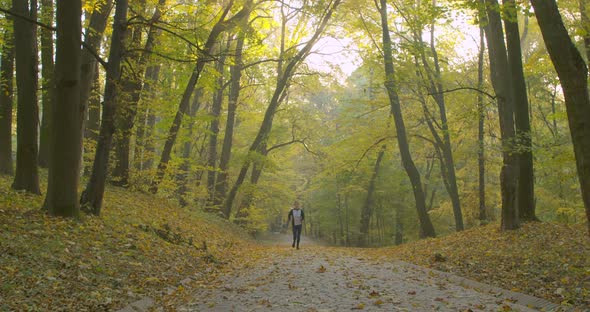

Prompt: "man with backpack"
[287,200,305,249]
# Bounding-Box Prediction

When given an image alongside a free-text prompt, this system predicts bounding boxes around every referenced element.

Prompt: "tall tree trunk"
[112,0,166,185]
[12,0,40,194]
[359,145,386,246]
[581,0,590,64]
[134,64,160,170]
[223,0,341,218]
[417,7,464,231]
[149,1,253,194]
[175,88,203,206]
[81,0,113,142]
[206,46,227,209]
[503,0,536,221]
[394,204,403,245]
[0,25,14,175]
[377,0,435,238]
[530,0,590,235]
[38,0,54,168]
[46,0,82,217]
[214,32,245,208]
[477,25,487,222]
[80,0,128,215]
[482,0,519,230]
[111,0,145,185]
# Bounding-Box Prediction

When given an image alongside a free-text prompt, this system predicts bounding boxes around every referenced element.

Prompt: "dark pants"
[292,224,302,246]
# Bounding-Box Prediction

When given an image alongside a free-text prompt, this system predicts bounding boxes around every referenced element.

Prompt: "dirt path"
[177,242,560,312]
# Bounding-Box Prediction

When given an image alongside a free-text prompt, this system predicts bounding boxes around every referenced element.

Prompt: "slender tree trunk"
[530,0,590,235]
[38,0,54,168]
[482,0,519,230]
[395,204,403,245]
[359,145,386,246]
[46,0,82,217]
[581,0,590,64]
[176,88,203,205]
[80,0,128,215]
[214,33,245,208]
[503,0,536,221]
[477,25,487,222]
[223,0,341,217]
[81,0,112,142]
[419,10,464,231]
[134,64,160,170]
[378,0,435,238]
[111,0,145,185]
[0,26,14,175]
[112,0,166,185]
[85,63,101,141]
[12,0,40,194]
[149,1,253,194]
[206,47,227,209]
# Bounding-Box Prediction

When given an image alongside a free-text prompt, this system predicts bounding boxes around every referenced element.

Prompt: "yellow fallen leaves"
[0,175,254,311]
[364,222,590,309]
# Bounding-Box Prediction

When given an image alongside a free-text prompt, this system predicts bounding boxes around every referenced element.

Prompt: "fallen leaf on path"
[351,303,365,310]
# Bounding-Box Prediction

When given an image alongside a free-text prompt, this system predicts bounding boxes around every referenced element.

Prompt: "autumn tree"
[81,0,129,215]
[482,0,519,230]
[11,0,40,194]
[0,18,13,175]
[45,0,83,217]
[149,0,254,194]
[223,0,343,219]
[38,0,54,168]
[376,0,435,238]
[530,0,590,235]
[503,0,535,221]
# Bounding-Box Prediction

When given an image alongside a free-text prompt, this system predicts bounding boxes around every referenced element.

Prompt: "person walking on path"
[287,201,304,249]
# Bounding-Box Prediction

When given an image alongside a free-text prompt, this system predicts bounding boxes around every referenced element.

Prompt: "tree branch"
[428,86,496,100]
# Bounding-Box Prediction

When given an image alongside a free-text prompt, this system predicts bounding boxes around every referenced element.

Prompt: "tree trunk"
[134,64,160,170]
[80,0,128,215]
[477,25,487,222]
[223,0,341,217]
[503,0,536,222]
[38,0,54,168]
[112,0,166,185]
[45,0,82,217]
[530,0,590,235]
[214,33,245,208]
[395,204,403,245]
[0,26,14,175]
[149,1,253,194]
[378,0,435,238]
[418,8,464,231]
[81,0,112,142]
[482,0,519,230]
[580,0,590,64]
[12,0,40,194]
[175,88,203,206]
[206,46,227,209]
[85,63,101,141]
[359,145,385,246]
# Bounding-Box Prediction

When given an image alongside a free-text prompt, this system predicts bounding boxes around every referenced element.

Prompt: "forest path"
[177,242,558,312]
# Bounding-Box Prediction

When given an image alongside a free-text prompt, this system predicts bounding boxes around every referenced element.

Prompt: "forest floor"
[1,174,589,311]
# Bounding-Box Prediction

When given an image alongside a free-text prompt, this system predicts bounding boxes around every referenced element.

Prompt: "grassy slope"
[0,175,254,311]
[365,222,590,309]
